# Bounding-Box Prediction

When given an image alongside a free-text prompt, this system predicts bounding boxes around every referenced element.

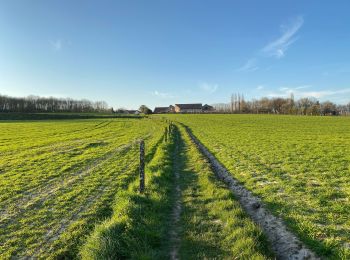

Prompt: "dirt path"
[169,134,182,260]
[185,126,319,260]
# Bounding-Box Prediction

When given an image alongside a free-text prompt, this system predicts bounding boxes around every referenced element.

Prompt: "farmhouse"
[153,103,215,113]
[175,103,203,113]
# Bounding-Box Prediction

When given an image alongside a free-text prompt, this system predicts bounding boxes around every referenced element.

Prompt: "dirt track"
[169,134,182,260]
[185,126,319,260]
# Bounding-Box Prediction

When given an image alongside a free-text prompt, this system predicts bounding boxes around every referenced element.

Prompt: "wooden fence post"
[139,140,145,193]
[165,127,168,142]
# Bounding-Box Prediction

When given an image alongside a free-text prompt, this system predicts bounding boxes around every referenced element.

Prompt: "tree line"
[213,93,350,116]
[0,94,111,113]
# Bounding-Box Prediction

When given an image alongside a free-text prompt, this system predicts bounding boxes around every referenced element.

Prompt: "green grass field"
[164,114,350,259]
[0,118,165,258]
[0,112,141,120]
[1,114,349,259]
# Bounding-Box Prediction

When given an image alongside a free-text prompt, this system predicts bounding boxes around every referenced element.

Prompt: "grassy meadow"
[1,114,349,259]
[0,117,166,258]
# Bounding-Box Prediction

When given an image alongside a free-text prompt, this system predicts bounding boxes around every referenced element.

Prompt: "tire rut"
[185,126,319,260]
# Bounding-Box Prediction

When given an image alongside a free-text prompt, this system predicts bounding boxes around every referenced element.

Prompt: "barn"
[202,104,214,112]
[153,107,170,114]
[153,105,175,114]
[174,103,203,113]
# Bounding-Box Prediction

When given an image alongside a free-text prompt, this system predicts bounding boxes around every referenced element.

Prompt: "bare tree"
[212,93,349,116]
[0,94,112,113]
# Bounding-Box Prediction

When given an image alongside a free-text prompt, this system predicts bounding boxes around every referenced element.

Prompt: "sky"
[1,0,350,109]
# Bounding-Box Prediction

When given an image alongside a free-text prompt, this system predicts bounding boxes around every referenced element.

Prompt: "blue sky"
[1,0,350,109]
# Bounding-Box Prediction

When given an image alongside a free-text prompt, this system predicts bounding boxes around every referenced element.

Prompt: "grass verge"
[80,135,176,259]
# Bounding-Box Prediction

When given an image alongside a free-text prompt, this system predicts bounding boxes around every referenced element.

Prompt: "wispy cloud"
[236,58,259,72]
[152,90,175,99]
[267,86,350,100]
[323,68,350,77]
[236,16,304,73]
[298,89,350,99]
[256,85,264,90]
[50,39,63,51]
[199,82,219,93]
[279,85,310,92]
[262,16,304,58]
[295,85,311,90]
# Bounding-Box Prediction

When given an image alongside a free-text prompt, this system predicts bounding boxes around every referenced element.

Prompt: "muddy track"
[169,134,182,260]
[185,126,319,260]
